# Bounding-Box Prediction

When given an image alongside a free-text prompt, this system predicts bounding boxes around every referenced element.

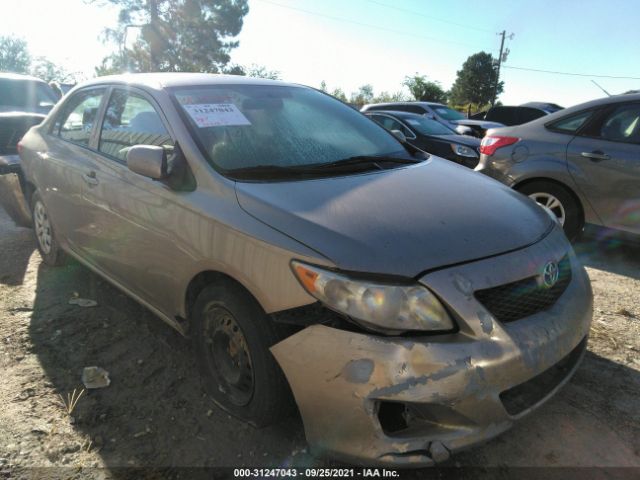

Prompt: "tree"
[372,91,408,103]
[0,36,31,74]
[31,57,77,83]
[349,84,374,106]
[403,74,447,103]
[94,0,249,74]
[448,52,503,106]
[244,64,280,80]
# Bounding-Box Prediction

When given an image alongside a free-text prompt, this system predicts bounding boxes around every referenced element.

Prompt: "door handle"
[581,151,610,162]
[82,171,99,186]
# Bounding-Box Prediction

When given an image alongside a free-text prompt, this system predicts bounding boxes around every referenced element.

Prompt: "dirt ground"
[0,207,638,479]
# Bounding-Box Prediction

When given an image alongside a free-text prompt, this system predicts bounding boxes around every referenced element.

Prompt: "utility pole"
[491,30,506,107]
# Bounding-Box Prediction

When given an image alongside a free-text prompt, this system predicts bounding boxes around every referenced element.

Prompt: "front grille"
[500,337,587,416]
[474,255,572,323]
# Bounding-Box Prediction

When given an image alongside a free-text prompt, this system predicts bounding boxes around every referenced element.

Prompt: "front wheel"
[517,181,583,241]
[192,282,294,426]
[31,191,65,266]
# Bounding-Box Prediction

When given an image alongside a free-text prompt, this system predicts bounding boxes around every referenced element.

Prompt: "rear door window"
[98,89,173,162]
[55,89,106,147]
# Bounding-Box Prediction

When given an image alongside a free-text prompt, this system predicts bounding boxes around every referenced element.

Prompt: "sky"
[2,0,639,106]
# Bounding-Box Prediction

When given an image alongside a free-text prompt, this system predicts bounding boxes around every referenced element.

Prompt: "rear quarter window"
[546,110,595,134]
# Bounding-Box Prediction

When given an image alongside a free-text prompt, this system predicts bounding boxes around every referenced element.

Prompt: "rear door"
[36,88,107,249]
[566,102,640,233]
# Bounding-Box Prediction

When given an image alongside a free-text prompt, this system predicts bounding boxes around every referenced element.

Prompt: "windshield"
[173,85,406,174]
[403,116,455,135]
[433,106,465,121]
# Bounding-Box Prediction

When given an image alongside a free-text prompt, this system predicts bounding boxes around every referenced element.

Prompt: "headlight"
[291,261,454,334]
[450,144,479,158]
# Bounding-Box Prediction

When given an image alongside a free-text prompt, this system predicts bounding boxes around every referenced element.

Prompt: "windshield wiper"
[305,155,421,170]
[228,155,421,180]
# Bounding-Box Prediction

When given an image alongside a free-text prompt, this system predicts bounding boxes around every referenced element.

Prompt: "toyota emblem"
[542,261,560,288]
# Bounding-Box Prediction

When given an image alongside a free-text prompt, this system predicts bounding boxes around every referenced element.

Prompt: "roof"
[75,72,296,90]
[362,101,445,109]
[517,93,640,127]
[363,110,425,119]
[0,72,48,83]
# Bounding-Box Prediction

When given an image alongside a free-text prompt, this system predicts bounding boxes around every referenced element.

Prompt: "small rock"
[82,366,111,389]
[69,297,98,308]
[206,410,213,417]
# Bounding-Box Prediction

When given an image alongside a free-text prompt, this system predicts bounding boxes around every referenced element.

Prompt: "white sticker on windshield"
[406,119,421,126]
[182,103,251,127]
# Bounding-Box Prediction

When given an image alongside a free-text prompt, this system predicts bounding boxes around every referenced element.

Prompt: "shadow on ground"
[0,219,34,286]
[27,259,309,470]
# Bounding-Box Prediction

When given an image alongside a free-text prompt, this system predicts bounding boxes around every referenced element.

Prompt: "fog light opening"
[377,401,409,435]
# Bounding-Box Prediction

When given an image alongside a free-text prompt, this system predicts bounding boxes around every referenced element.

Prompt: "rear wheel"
[517,181,583,241]
[31,191,65,266]
[192,282,294,426]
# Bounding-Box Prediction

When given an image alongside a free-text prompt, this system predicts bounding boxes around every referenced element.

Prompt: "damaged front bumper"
[271,227,593,467]
[0,154,31,228]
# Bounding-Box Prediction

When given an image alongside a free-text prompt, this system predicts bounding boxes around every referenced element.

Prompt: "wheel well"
[513,177,585,224]
[22,180,36,206]
[184,271,256,321]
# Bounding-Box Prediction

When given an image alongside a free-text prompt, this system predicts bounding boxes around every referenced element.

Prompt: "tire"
[31,191,65,266]
[517,181,583,241]
[192,282,294,427]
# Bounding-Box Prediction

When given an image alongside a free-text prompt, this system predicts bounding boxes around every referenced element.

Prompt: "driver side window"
[599,104,640,144]
[98,89,173,162]
[372,115,413,138]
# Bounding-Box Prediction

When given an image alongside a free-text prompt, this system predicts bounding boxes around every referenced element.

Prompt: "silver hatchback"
[476,94,640,241]
[14,73,592,467]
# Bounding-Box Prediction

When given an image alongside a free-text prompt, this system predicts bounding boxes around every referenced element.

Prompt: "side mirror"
[126,145,167,179]
[391,129,407,143]
[455,125,474,137]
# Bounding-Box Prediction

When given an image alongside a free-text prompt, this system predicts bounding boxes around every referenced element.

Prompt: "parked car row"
[0,73,594,467]
[361,101,504,137]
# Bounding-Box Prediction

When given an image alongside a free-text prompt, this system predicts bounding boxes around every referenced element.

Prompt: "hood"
[235,158,552,277]
[454,119,504,129]
[434,134,481,148]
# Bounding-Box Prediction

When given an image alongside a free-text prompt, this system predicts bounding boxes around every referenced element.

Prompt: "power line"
[364,0,494,34]
[255,0,484,49]
[503,65,640,80]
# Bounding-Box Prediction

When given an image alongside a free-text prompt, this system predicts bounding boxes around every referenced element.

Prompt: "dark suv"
[476,103,564,127]
[0,73,58,226]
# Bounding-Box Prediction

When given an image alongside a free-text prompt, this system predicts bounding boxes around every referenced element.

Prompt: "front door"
[78,86,193,317]
[566,102,640,234]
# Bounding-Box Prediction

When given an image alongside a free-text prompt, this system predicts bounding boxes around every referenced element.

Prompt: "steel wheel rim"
[203,305,254,406]
[34,201,52,254]
[529,192,566,226]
